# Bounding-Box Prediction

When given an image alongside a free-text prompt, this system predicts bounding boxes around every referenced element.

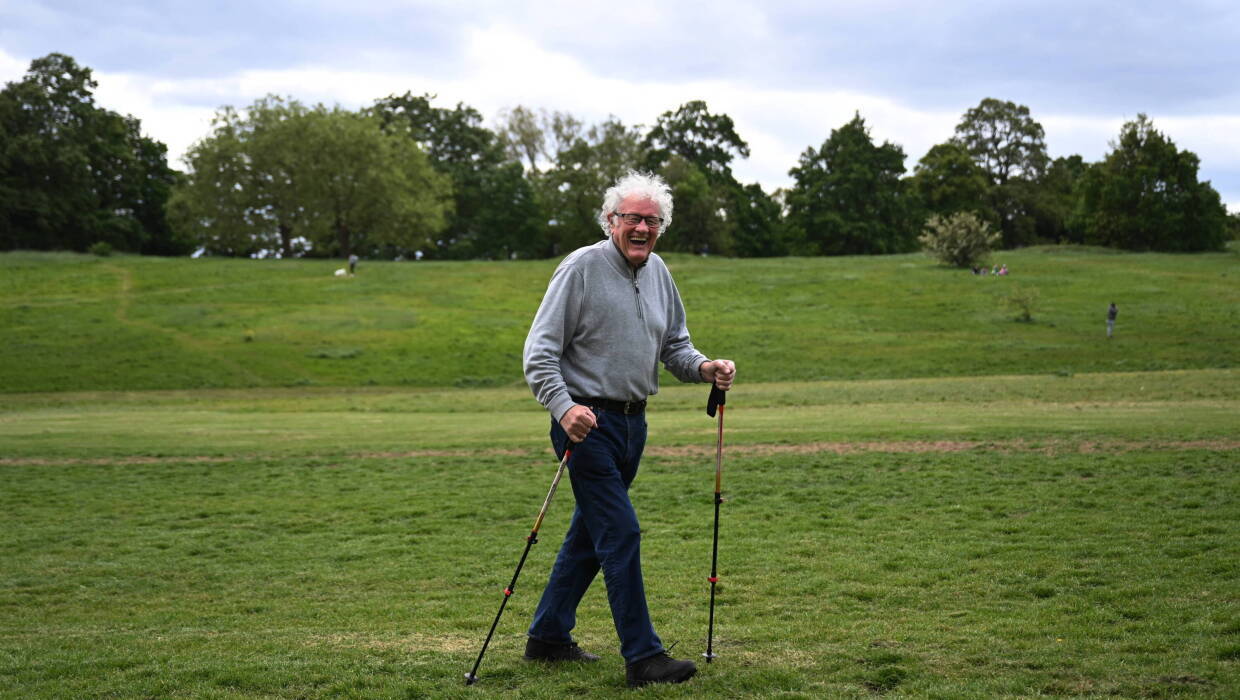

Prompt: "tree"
[296,106,452,258]
[174,96,452,257]
[494,105,548,174]
[1002,285,1040,323]
[786,113,919,255]
[658,155,731,255]
[728,182,788,257]
[642,100,793,256]
[643,100,749,183]
[910,142,992,221]
[467,161,545,259]
[371,93,541,259]
[1029,155,1087,243]
[919,211,1001,268]
[169,105,267,257]
[955,98,1048,185]
[0,53,185,254]
[537,115,648,255]
[177,97,317,257]
[954,98,1050,247]
[1072,114,1228,251]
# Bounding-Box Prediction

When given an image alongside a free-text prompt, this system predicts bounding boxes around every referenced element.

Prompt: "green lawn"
[2,373,1237,698]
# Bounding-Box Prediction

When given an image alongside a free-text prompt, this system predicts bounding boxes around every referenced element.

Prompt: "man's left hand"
[700,359,736,390]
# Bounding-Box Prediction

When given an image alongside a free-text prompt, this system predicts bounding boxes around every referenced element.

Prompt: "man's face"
[608,195,662,268]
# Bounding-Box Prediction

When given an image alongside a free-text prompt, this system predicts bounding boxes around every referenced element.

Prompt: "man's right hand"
[559,404,597,443]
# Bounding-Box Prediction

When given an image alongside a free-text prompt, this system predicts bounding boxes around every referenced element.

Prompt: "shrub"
[88,241,114,257]
[919,211,1000,268]
[1003,285,1040,322]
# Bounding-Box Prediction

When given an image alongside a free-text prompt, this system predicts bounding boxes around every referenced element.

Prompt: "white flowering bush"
[919,211,1001,268]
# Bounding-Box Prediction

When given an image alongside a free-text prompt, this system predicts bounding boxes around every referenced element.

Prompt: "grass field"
[1,246,1237,392]
[2,249,1238,697]
[3,372,1238,698]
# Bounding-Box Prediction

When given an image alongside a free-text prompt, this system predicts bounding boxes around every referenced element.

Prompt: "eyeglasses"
[614,212,664,229]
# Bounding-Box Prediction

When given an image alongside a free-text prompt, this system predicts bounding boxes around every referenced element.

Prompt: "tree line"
[2,53,1235,259]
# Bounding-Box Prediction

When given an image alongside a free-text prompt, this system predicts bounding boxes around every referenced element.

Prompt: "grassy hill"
[1,246,1237,393]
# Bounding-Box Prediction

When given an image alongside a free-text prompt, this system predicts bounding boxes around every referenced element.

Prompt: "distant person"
[348,254,359,275]
[1107,302,1118,338]
[991,265,999,275]
[998,264,1008,276]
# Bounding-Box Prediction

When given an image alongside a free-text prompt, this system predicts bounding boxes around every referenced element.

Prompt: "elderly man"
[521,170,735,687]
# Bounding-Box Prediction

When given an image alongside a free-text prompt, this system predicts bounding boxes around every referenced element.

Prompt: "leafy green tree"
[296,106,451,257]
[954,98,1050,247]
[174,98,324,257]
[538,115,647,255]
[643,100,791,257]
[469,161,545,259]
[175,96,451,257]
[955,98,1048,185]
[0,53,185,254]
[371,93,540,259]
[1029,155,1088,243]
[178,97,316,257]
[659,155,731,255]
[786,113,919,255]
[170,105,267,256]
[1072,114,1228,251]
[910,142,992,221]
[585,117,646,182]
[643,100,750,183]
[728,182,788,257]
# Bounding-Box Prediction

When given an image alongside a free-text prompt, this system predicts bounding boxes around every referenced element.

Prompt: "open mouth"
[628,235,648,247]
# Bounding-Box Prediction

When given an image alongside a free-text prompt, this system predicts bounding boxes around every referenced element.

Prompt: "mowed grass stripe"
[2,397,1236,459]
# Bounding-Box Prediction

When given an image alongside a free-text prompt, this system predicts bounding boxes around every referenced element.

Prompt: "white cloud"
[90,72,217,167]
[0,48,27,83]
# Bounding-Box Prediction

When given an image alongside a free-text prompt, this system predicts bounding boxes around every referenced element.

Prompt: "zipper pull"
[632,275,644,319]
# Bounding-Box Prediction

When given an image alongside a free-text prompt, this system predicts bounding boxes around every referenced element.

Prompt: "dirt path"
[4,439,1236,466]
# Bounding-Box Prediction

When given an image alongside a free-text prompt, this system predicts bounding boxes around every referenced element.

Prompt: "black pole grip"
[706,383,726,417]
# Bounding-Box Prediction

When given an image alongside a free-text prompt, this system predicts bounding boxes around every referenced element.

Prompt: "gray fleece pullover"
[524,239,709,421]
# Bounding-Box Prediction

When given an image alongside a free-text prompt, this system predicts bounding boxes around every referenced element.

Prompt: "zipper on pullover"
[632,269,644,321]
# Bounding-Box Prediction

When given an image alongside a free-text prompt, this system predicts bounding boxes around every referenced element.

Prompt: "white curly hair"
[596,170,674,237]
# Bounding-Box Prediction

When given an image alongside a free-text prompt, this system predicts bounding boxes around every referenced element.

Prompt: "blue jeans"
[527,409,665,664]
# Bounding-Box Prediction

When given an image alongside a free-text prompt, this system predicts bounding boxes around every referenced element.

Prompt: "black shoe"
[625,651,697,687]
[523,637,600,662]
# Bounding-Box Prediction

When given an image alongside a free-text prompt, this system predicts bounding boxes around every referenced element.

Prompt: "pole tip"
[464,673,478,685]
[702,652,718,662]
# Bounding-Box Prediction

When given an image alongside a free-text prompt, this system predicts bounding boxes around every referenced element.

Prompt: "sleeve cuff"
[548,394,576,423]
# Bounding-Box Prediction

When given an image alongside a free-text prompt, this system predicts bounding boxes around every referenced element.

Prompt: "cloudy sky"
[3,0,1238,210]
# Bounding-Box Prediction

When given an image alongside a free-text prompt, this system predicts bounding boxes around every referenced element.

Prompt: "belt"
[572,396,646,415]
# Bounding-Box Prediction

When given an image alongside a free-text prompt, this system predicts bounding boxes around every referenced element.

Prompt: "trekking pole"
[465,447,572,686]
[703,383,726,662]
